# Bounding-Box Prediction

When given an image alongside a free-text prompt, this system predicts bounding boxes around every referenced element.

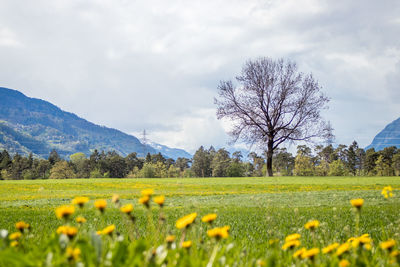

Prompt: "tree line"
[0,141,399,180]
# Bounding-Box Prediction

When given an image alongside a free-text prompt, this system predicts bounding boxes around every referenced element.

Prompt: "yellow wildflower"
[390,250,400,257]
[202,213,217,223]
[293,247,306,258]
[9,232,22,240]
[66,247,81,261]
[301,248,319,259]
[56,226,67,234]
[336,243,350,256]
[76,216,87,224]
[207,226,230,239]
[304,220,320,230]
[182,240,192,248]
[382,186,394,199]
[350,198,364,209]
[56,226,77,239]
[359,234,372,244]
[55,205,75,219]
[256,259,266,266]
[339,259,350,267]
[112,194,120,203]
[99,225,115,236]
[71,196,89,207]
[282,240,300,250]
[10,241,18,247]
[154,195,165,207]
[322,243,339,254]
[120,204,134,214]
[94,199,107,212]
[285,233,301,242]
[166,235,176,243]
[141,189,154,196]
[351,238,360,248]
[15,221,30,232]
[176,213,197,229]
[380,239,396,250]
[139,195,150,207]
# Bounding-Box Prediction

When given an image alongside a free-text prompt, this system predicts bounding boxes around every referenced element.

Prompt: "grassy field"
[0,177,399,266]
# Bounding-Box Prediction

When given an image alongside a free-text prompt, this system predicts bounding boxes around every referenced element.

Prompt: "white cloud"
[0,0,399,152]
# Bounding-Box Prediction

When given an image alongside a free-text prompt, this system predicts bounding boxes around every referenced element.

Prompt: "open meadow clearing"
[0,177,400,266]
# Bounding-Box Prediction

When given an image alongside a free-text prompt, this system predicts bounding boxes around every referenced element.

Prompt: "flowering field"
[0,177,399,266]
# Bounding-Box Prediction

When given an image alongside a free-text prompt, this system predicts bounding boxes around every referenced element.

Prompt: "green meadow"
[0,177,399,266]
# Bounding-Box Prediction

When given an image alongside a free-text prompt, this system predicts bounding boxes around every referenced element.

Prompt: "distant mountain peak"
[0,87,191,159]
[366,117,400,151]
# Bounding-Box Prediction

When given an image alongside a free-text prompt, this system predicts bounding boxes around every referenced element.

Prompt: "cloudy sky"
[0,0,399,153]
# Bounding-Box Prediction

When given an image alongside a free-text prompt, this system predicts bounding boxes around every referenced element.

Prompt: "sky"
[0,0,399,154]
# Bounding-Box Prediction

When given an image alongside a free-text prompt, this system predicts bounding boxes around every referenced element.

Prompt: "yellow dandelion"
[350,198,364,209]
[141,189,154,196]
[176,213,197,229]
[15,221,30,232]
[10,241,19,247]
[390,250,400,257]
[55,205,75,219]
[256,259,266,266]
[301,248,319,259]
[66,247,81,261]
[339,259,350,267]
[304,220,320,230]
[9,232,22,240]
[382,186,394,199]
[322,243,339,254]
[56,226,77,239]
[120,203,134,214]
[336,243,350,256]
[282,240,300,250]
[182,240,192,248]
[71,196,89,207]
[347,237,356,243]
[380,239,396,250]
[166,235,176,243]
[94,199,107,212]
[76,216,87,224]
[351,238,360,248]
[358,235,372,245]
[293,247,306,258]
[57,226,68,235]
[99,224,115,236]
[202,213,217,223]
[112,194,120,203]
[207,226,230,239]
[66,227,78,239]
[139,195,150,207]
[154,195,165,207]
[285,233,301,242]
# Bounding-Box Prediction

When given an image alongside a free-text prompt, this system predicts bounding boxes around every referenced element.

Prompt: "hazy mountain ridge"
[0,87,191,159]
[366,117,400,151]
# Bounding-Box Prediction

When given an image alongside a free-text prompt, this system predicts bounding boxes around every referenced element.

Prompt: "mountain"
[0,87,191,159]
[366,117,400,151]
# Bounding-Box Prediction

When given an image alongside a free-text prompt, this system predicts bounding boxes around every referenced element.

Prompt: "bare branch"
[215,57,331,176]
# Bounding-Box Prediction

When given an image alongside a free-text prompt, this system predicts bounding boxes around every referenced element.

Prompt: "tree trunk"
[266,140,274,177]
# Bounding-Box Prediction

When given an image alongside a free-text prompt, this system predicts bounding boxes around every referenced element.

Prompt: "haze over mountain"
[366,117,400,151]
[0,87,191,159]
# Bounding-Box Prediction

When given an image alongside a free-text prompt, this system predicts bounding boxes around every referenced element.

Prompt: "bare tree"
[215,57,332,176]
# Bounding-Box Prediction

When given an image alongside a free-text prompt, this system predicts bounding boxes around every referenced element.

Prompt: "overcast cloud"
[0,0,399,153]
